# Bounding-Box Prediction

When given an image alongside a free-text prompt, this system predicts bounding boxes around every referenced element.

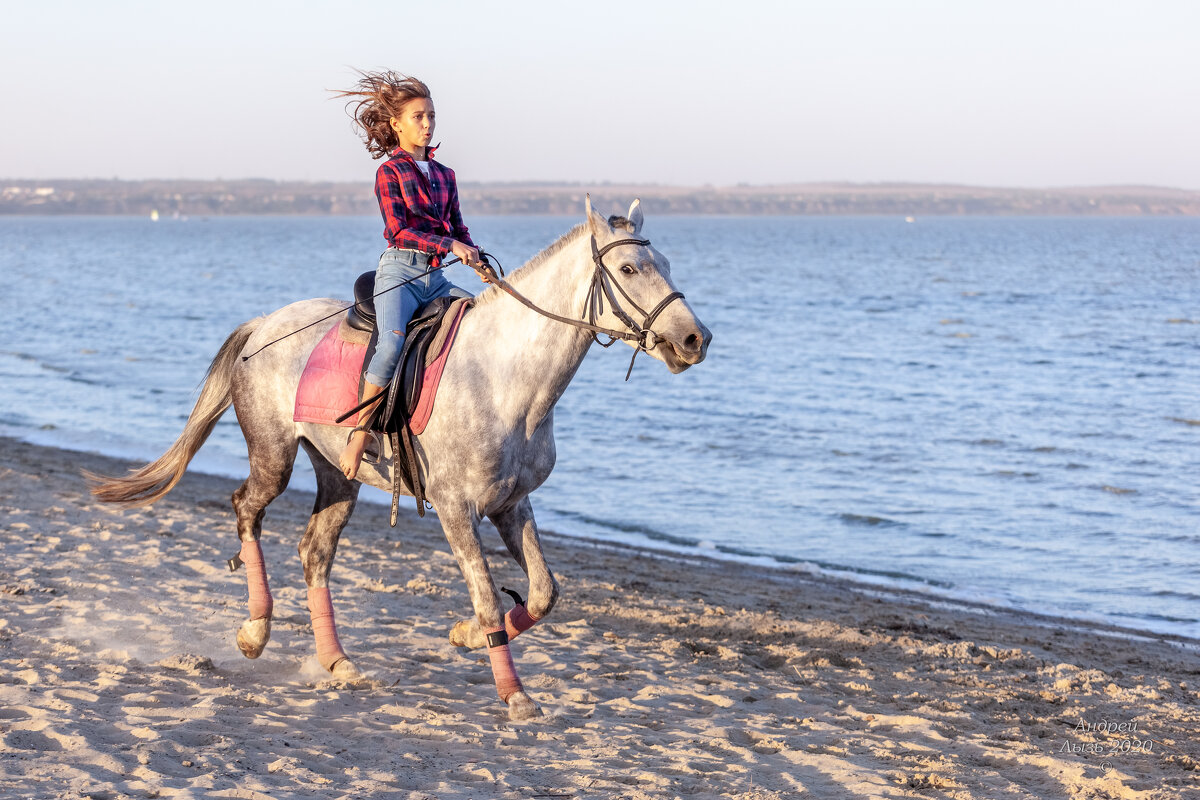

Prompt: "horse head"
[584,196,712,373]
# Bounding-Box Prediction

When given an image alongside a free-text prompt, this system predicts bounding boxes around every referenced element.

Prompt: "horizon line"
[2,177,1198,194]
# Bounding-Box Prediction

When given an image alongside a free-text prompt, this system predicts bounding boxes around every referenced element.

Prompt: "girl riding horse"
[334,71,487,480]
[87,73,711,720]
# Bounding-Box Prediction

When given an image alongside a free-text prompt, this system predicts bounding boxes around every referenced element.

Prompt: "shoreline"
[547,533,1200,652]
[2,436,1198,798]
[4,426,1197,645]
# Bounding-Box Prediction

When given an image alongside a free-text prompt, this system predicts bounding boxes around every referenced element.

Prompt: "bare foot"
[340,430,370,480]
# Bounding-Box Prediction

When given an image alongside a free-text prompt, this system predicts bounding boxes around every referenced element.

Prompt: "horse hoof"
[330,658,362,681]
[449,619,484,649]
[236,617,272,659]
[506,691,543,721]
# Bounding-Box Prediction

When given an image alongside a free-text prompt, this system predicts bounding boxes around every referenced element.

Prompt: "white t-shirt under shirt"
[414,159,430,178]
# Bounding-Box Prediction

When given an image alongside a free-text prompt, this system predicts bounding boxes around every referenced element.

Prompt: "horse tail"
[85,318,262,506]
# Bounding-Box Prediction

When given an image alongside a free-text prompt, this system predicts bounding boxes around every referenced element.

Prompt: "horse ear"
[585,193,609,238]
[627,198,643,235]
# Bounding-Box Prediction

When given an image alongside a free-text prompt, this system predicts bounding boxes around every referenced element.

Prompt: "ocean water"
[2,214,1198,638]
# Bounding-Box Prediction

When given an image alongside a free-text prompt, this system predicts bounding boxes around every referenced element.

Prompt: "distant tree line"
[2,179,1198,216]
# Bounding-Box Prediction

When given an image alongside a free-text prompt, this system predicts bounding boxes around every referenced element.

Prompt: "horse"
[88,197,711,720]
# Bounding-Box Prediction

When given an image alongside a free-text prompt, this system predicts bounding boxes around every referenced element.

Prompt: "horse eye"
[620,265,637,276]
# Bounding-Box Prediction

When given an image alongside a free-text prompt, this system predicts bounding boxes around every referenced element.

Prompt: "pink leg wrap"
[307,586,347,671]
[485,627,524,703]
[240,540,273,620]
[504,605,541,640]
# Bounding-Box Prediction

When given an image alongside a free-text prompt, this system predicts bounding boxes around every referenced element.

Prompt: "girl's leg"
[339,378,385,480]
[340,258,422,479]
[426,269,471,301]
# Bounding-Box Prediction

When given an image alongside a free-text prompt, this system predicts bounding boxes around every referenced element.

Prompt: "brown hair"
[333,70,432,159]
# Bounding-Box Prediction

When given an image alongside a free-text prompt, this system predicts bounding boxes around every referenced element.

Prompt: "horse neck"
[471,233,596,428]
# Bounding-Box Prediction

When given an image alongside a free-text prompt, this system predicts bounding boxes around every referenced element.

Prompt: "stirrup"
[347,425,382,465]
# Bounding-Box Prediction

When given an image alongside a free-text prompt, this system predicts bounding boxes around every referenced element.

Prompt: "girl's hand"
[450,241,480,268]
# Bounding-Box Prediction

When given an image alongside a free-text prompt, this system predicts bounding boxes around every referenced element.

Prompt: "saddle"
[345,271,472,524]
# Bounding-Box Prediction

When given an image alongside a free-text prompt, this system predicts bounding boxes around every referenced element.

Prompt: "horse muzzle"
[660,321,711,372]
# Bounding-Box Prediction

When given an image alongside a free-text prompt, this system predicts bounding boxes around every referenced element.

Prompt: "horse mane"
[472,222,588,308]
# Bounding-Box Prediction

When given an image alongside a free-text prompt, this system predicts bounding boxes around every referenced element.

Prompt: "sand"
[0,436,1197,799]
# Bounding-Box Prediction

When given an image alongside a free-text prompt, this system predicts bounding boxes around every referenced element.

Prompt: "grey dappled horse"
[89,199,711,720]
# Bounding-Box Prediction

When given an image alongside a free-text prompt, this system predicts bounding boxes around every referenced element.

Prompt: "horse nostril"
[684,333,700,352]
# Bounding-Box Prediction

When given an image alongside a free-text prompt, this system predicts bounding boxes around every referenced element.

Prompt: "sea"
[2,214,1198,639]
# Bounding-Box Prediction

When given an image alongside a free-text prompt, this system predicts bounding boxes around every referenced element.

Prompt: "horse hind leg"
[298,442,361,680]
[231,437,297,660]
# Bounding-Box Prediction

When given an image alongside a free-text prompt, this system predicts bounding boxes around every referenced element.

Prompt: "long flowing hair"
[333,70,431,159]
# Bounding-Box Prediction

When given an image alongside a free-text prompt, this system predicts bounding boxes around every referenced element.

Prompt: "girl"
[334,71,485,480]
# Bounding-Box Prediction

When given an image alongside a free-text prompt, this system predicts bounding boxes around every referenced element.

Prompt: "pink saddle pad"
[293,302,470,432]
[293,324,368,428]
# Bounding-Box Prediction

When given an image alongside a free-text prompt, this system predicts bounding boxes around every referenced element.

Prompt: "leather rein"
[242,234,686,384]
[481,235,685,380]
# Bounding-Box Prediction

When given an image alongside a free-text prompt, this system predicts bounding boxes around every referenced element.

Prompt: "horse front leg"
[297,445,362,680]
[493,496,560,626]
[451,497,558,648]
[440,507,542,720]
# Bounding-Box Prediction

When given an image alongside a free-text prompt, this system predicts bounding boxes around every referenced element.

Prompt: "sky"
[3,0,1198,189]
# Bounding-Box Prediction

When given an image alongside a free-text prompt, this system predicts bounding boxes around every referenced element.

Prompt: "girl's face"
[389,98,436,155]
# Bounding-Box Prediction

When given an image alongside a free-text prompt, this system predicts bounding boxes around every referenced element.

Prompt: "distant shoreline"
[3,178,1200,216]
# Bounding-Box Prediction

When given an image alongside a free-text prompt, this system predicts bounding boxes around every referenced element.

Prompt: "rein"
[482,235,685,381]
[243,234,685,382]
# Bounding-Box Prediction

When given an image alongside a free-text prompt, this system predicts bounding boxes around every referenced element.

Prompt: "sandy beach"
[0,435,1196,799]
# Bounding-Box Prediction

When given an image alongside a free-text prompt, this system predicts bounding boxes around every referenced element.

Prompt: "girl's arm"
[446,171,475,248]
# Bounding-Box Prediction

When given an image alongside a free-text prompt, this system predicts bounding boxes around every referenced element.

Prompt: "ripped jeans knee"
[364,329,405,387]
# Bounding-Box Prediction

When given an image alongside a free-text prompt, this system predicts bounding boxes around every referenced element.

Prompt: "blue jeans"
[363,248,470,386]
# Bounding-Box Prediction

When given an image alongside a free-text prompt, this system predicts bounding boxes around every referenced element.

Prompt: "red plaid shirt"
[375,145,474,260]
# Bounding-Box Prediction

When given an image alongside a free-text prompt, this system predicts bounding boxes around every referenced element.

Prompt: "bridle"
[586,237,685,348]
[484,235,686,380]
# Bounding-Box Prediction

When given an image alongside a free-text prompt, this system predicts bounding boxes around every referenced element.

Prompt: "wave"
[838,513,904,527]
